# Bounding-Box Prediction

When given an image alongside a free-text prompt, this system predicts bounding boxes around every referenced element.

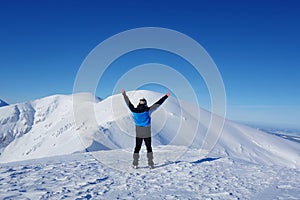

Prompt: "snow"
[0,146,299,199]
[0,90,300,199]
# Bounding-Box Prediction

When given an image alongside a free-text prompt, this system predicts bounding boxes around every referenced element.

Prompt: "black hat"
[139,98,147,105]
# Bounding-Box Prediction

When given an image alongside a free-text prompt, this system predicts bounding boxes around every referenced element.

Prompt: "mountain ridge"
[0,91,299,168]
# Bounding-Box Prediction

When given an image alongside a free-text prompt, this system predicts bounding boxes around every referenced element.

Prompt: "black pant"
[134,137,152,153]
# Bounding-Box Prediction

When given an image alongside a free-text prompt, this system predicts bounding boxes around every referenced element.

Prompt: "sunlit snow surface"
[0,91,299,199]
[0,146,299,200]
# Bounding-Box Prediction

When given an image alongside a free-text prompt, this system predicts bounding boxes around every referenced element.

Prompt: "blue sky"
[0,0,299,129]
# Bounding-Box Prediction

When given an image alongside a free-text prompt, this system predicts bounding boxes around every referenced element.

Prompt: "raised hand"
[166,91,171,97]
[121,89,125,94]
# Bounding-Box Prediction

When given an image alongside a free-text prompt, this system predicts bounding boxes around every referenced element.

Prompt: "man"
[121,89,170,169]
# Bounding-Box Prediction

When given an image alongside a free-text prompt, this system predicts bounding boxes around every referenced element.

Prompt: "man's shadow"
[191,157,221,164]
[155,157,221,168]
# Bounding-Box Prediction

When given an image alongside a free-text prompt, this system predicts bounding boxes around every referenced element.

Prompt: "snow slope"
[0,91,299,168]
[0,93,100,161]
[0,146,299,200]
[0,91,300,199]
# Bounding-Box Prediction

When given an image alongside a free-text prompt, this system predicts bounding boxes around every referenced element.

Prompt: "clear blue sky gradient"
[0,0,299,129]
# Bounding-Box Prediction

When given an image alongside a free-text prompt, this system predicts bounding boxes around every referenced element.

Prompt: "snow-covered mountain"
[0,99,8,107]
[0,91,299,168]
[1,91,300,199]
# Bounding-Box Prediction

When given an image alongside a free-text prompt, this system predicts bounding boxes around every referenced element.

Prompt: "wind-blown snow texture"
[0,91,299,199]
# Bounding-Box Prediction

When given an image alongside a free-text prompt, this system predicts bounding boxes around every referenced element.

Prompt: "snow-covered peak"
[0,91,299,168]
[72,92,102,103]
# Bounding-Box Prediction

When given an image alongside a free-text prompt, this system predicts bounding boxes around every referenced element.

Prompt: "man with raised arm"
[121,89,170,169]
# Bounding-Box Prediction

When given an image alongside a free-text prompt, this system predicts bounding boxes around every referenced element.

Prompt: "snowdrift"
[0,91,299,168]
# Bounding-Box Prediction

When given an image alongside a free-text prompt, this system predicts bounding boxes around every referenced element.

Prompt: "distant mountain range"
[0,91,299,168]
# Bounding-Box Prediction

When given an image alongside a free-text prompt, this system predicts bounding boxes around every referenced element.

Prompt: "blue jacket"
[122,92,168,127]
[132,112,151,127]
